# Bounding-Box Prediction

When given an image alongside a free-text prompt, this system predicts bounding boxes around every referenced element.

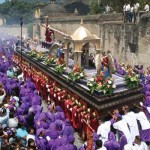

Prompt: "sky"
[0,0,5,4]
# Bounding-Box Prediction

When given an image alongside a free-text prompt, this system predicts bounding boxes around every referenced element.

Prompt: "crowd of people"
[0,32,150,150]
[79,74,150,149]
[123,1,149,23]
[0,35,78,150]
[114,59,150,79]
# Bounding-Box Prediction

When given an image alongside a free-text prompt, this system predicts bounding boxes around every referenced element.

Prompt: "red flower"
[73,66,80,72]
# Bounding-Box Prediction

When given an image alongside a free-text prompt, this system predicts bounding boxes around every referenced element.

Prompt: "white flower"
[87,83,93,87]
[112,84,116,88]
[88,78,94,82]
[108,80,112,84]
[80,73,84,77]
[140,102,143,106]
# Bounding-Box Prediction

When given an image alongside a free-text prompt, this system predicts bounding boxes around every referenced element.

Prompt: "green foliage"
[55,64,65,74]
[87,78,98,95]
[89,0,105,14]
[44,55,56,66]
[125,74,140,89]
[0,0,36,25]
[28,50,37,57]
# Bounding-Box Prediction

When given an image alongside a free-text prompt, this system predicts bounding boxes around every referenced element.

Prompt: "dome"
[70,26,93,41]
[42,3,67,17]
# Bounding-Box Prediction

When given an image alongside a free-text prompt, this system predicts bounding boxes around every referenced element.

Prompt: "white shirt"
[134,3,140,13]
[123,4,126,12]
[133,142,148,150]
[131,7,134,12]
[113,119,132,144]
[26,134,35,146]
[12,96,19,102]
[135,111,150,130]
[122,112,139,142]
[144,4,149,12]
[97,121,111,144]
[0,108,9,124]
[126,4,131,11]
[8,118,18,128]
[97,147,107,150]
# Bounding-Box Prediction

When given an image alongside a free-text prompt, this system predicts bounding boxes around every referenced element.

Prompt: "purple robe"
[46,111,55,123]
[56,145,67,150]
[104,132,120,150]
[36,128,47,150]
[35,137,47,150]
[63,119,74,136]
[119,135,127,150]
[32,105,43,114]
[36,120,49,129]
[31,95,41,106]
[24,79,36,90]
[46,131,59,150]
[67,144,77,150]
[140,129,150,142]
[17,108,24,116]
[18,115,27,125]
[34,112,46,121]
[54,112,65,120]
[55,119,65,133]
[145,84,150,92]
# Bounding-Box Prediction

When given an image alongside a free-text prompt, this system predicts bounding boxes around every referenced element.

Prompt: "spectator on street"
[144,2,149,12]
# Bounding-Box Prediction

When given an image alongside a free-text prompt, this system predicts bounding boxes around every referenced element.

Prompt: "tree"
[0,0,36,25]
[89,0,105,14]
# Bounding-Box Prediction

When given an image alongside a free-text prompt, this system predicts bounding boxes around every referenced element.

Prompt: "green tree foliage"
[89,0,105,14]
[0,0,36,25]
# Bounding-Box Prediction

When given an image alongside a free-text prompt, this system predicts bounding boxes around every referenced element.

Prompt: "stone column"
[85,50,89,67]
[74,51,82,67]
[63,48,68,67]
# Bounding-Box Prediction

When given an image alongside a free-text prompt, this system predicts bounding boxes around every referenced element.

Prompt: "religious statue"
[101,51,110,77]
[95,50,115,77]
[56,42,64,61]
[94,50,102,75]
[107,50,115,76]
[45,27,54,43]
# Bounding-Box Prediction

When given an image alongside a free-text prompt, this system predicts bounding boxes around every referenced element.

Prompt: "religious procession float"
[13,23,144,139]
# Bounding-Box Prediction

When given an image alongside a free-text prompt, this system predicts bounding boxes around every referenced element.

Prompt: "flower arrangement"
[87,75,116,95]
[36,53,45,61]
[87,78,98,94]
[44,54,56,66]
[55,58,66,74]
[68,66,85,82]
[98,78,116,95]
[125,74,140,89]
[28,50,37,58]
